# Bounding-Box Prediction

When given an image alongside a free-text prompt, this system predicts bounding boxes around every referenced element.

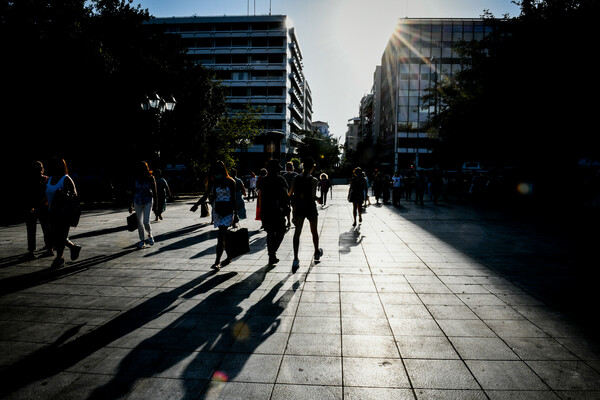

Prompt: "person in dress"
[190,161,237,270]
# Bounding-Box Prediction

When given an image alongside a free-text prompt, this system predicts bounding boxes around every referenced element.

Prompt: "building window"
[232,54,248,64]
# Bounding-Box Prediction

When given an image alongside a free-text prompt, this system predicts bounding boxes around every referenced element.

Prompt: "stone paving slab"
[0,185,599,399]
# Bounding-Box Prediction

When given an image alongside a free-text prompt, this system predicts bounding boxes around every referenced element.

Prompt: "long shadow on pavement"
[0,249,136,296]
[0,269,222,398]
[87,264,302,399]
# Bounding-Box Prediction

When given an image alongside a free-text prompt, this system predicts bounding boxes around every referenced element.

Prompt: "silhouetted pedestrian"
[415,173,426,205]
[392,171,402,207]
[256,168,267,223]
[25,160,52,259]
[190,161,237,270]
[363,171,371,207]
[46,157,81,268]
[129,161,158,249]
[382,174,391,203]
[373,172,383,204]
[231,168,247,220]
[258,159,289,265]
[282,161,298,227]
[348,167,367,226]
[154,169,171,221]
[247,172,257,201]
[289,157,322,270]
[318,173,331,206]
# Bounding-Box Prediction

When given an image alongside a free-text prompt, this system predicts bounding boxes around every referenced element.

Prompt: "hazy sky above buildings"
[135,0,520,142]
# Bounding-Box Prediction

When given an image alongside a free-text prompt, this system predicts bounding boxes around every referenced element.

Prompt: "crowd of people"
[25,156,462,272]
[189,158,324,271]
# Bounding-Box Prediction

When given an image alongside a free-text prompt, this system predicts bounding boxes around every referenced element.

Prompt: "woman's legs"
[352,202,362,225]
[215,226,228,266]
[292,217,304,261]
[308,217,320,253]
[135,201,153,243]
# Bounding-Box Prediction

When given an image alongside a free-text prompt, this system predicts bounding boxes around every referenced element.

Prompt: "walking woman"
[190,161,237,270]
[46,157,81,268]
[349,167,367,227]
[129,161,157,249]
[248,172,257,201]
[289,157,322,269]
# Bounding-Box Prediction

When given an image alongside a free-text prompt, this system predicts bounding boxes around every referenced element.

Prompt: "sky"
[134,0,520,142]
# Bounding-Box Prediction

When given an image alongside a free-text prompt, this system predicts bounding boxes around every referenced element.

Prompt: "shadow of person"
[196,270,302,399]
[87,264,284,399]
[339,227,363,254]
[0,249,136,296]
[0,269,221,398]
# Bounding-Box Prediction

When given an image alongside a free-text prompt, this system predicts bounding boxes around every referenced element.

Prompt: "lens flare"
[517,182,531,195]
[232,321,251,341]
[212,371,228,383]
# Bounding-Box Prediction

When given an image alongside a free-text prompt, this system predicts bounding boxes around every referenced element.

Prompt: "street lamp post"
[140,93,176,163]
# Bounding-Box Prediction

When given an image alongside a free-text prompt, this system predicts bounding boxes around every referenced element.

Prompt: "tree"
[422,0,600,175]
[213,104,262,170]
[296,128,341,173]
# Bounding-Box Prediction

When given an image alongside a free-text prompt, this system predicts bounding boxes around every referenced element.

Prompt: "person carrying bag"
[190,161,238,270]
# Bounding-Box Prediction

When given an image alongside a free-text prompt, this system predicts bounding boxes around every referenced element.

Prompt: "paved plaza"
[1,185,599,399]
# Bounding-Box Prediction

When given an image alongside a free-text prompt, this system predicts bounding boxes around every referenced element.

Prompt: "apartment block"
[377,18,492,170]
[147,15,312,161]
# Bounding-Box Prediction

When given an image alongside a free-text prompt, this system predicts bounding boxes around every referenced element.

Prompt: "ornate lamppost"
[140,93,176,163]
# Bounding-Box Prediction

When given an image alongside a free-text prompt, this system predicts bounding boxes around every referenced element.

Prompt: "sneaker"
[314,248,323,261]
[269,256,279,265]
[292,259,300,268]
[70,245,82,261]
[50,258,64,268]
[146,236,154,246]
[136,241,146,249]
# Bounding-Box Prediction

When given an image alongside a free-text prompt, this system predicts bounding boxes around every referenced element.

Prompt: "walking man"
[289,157,323,270]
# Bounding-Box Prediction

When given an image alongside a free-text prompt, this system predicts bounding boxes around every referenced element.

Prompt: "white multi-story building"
[147,15,312,162]
[345,117,361,153]
[312,121,330,137]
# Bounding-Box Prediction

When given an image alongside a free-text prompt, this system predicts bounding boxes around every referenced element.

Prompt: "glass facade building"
[379,18,492,169]
[146,15,312,158]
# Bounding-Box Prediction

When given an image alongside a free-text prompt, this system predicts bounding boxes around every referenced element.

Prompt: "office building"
[147,15,312,162]
[378,18,492,170]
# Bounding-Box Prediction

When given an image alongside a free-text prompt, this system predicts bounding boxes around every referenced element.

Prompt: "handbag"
[200,202,209,217]
[225,224,250,259]
[53,190,81,227]
[127,213,138,231]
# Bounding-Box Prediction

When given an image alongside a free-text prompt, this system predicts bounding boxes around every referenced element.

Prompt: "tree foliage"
[214,105,263,170]
[1,0,226,170]
[422,0,600,174]
[296,128,342,173]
